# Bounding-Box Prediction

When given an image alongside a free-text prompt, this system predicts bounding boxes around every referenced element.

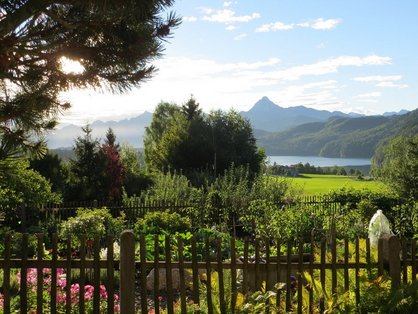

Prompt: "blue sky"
[61,0,418,125]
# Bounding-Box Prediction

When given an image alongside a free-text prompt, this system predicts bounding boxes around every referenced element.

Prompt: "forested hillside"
[256,108,418,158]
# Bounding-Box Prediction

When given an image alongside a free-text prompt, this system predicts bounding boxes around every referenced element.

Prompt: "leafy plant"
[134,210,192,236]
[379,280,418,313]
[59,208,125,246]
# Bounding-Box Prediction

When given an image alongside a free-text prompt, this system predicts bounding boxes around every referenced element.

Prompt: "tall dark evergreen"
[0,0,180,158]
[181,96,202,121]
[66,125,104,201]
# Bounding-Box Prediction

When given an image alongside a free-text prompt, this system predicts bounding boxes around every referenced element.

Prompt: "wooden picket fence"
[0,231,417,313]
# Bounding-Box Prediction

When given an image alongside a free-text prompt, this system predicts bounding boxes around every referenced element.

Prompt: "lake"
[268,156,371,167]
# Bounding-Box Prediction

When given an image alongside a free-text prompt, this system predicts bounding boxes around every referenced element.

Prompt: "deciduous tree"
[0,159,61,228]
[144,97,264,178]
[372,135,418,200]
[100,128,124,201]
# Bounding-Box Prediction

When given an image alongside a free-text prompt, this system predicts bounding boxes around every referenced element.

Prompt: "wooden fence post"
[120,230,136,314]
[378,234,401,289]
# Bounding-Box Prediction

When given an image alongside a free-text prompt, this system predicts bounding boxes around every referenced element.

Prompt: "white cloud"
[375,82,408,88]
[223,1,239,7]
[234,33,247,41]
[267,55,392,81]
[256,22,294,32]
[256,18,341,32]
[203,9,260,23]
[297,18,342,30]
[62,55,392,124]
[353,75,407,88]
[353,75,402,82]
[356,92,382,98]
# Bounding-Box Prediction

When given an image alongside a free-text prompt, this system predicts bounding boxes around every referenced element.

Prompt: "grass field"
[288,174,390,196]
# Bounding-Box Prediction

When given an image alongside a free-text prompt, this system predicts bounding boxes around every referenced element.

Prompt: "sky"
[60,0,418,125]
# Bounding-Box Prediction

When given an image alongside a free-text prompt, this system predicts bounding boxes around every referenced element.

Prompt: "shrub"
[141,170,203,204]
[240,199,328,242]
[134,210,192,235]
[59,208,125,246]
[0,227,38,257]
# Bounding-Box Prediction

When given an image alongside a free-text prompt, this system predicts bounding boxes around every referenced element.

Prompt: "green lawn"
[288,174,390,196]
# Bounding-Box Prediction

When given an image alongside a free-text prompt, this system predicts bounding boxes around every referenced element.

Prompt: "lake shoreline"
[268,155,371,167]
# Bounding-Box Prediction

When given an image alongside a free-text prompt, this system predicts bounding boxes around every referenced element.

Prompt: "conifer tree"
[0,0,180,158]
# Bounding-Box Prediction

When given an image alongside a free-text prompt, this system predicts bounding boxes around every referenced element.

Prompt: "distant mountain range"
[47,112,153,148]
[255,108,418,158]
[240,96,356,132]
[47,96,414,159]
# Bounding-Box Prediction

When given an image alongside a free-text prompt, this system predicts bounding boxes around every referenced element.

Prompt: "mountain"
[47,111,153,148]
[240,96,355,132]
[382,109,409,116]
[46,97,412,156]
[255,108,418,158]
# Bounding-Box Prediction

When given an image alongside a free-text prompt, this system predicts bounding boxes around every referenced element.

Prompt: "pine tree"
[0,0,180,158]
[66,125,104,201]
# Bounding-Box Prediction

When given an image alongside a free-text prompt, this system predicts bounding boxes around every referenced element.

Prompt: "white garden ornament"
[368,209,393,247]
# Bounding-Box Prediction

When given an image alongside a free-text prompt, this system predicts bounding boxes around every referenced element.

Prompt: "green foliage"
[239,200,281,239]
[66,126,126,201]
[0,159,61,229]
[144,100,263,178]
[204,165,253,226]
[240,200,327,242]
[134,210,192,235]
[29,151,69,195]
[0,227,38,257]
[298,239,393,313]
[324,187,417,238]
[65,125,106,201]
[372,134,418,200]
[379,280,418,313]
[123,165,295,229]
[258,109,418,158]
[139,170,203,205]
[119,143,152,196]
[390,202,418,238]
[59,208,125,246]
[326,187,399,212]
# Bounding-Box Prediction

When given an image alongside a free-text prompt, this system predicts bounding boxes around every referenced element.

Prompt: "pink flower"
[57,276,67,289]
[100,285,108,299]
[71,283,80,294]
[84,285,94,300]
[85,285,94,293]
[56,292,66,304]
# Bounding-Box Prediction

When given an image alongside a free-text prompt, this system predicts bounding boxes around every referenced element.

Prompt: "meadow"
[288,174,389,195]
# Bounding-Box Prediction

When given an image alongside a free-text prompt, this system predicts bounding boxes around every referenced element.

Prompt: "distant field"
[286,174,389,196]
